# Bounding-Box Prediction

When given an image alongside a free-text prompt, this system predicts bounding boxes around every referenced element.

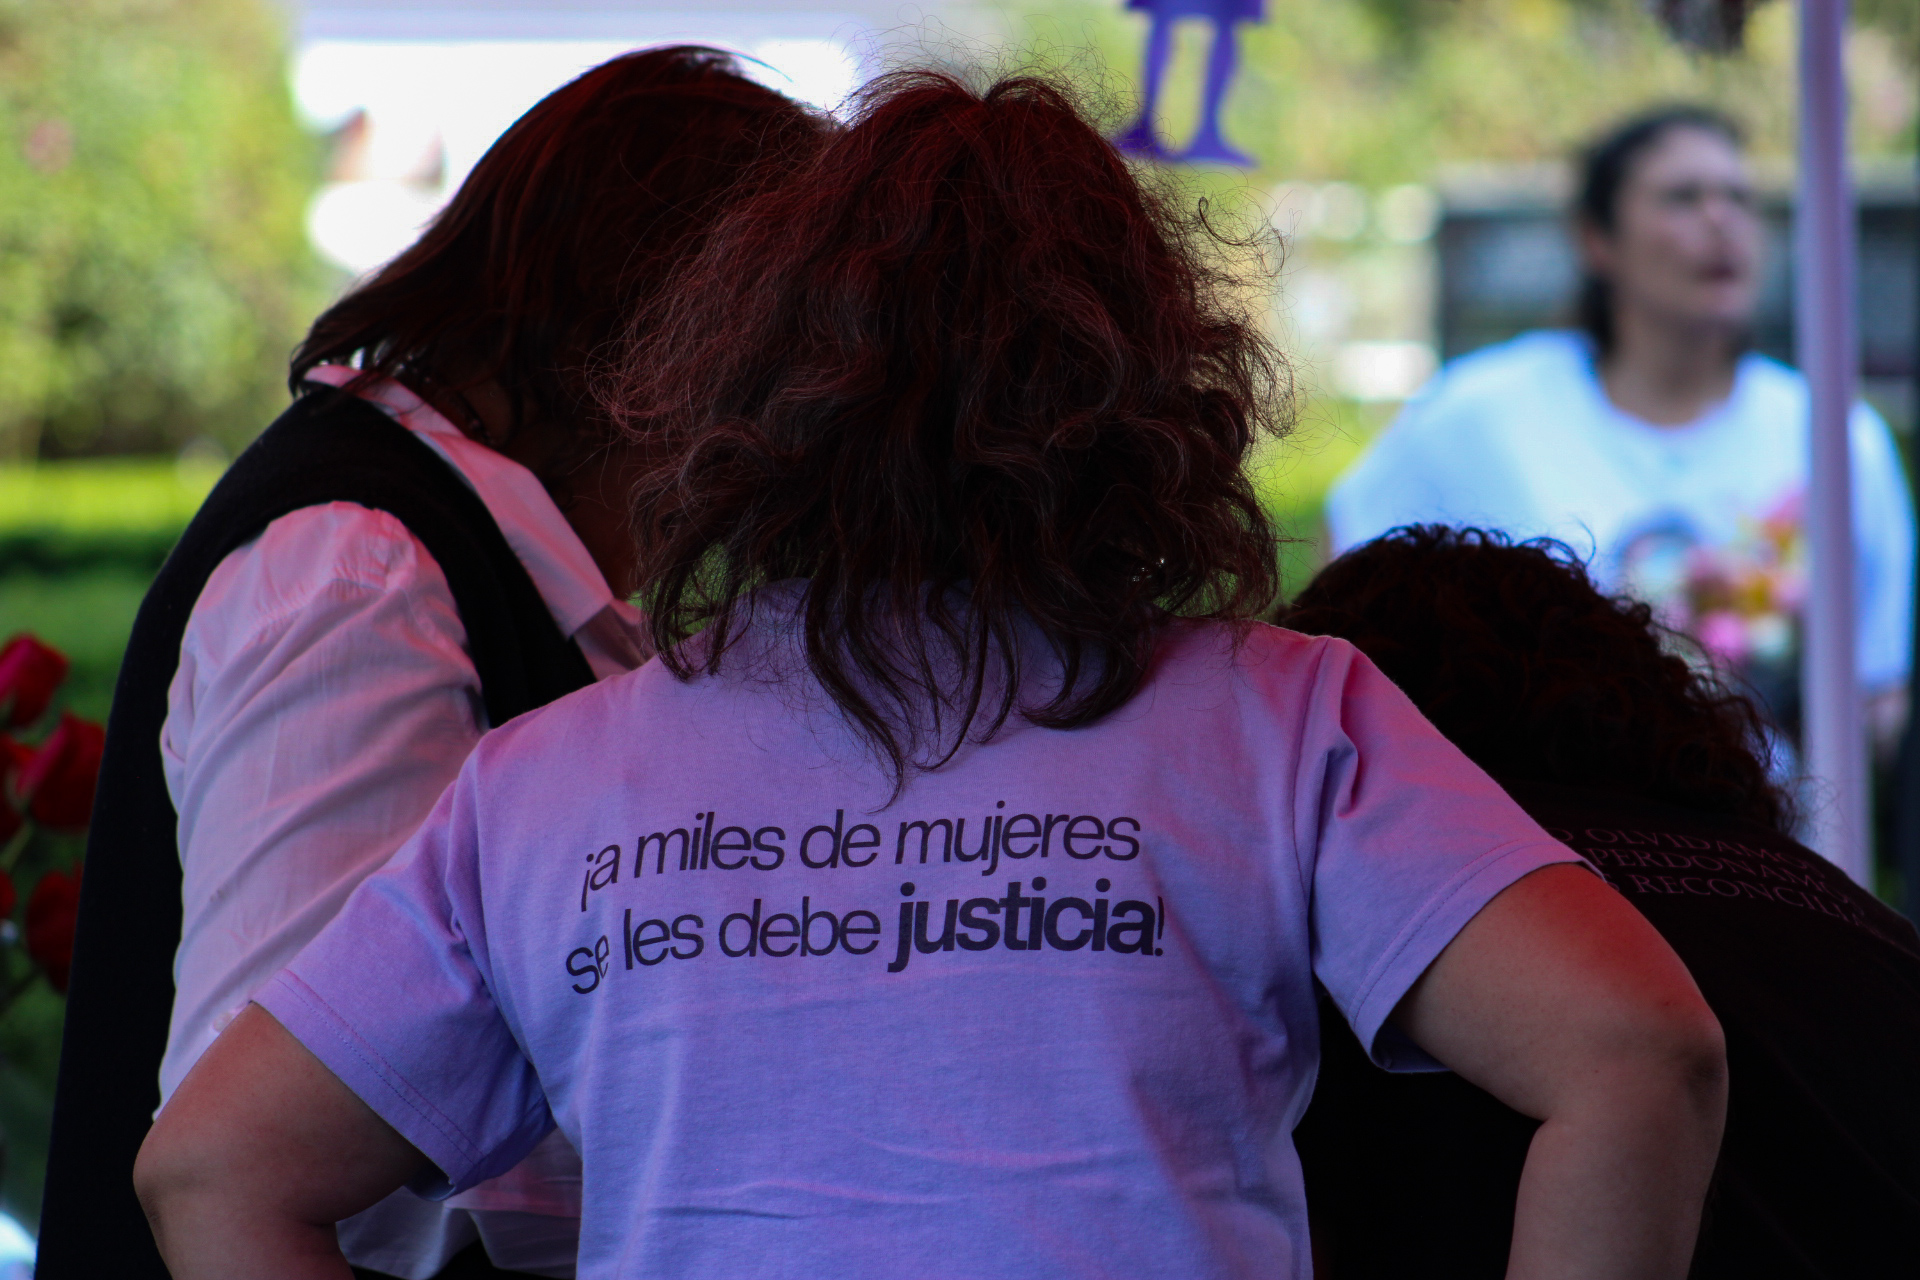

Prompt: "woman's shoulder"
[1423,331,1591,410]
[1140,620,1447,767]
[223,502,436,594]
[463,656,676,784]
[1728,355,1895,451]
[188,503,450,653]
[1727,352,1806,416]
[1363,332,1591,466]
[1152,618,1367,704]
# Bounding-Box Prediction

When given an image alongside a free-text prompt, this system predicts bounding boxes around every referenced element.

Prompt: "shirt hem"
[258,973,485,1196]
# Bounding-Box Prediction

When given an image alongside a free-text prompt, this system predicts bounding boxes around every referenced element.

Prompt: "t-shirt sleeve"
[256,761,552,1199]
[1292,641,1587,1070]
[1848,401,1915,690]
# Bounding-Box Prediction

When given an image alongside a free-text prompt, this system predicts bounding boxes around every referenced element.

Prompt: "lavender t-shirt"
[262,612,1578,1280]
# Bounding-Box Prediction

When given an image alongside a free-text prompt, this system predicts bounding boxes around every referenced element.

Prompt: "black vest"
[38,389,595,1278]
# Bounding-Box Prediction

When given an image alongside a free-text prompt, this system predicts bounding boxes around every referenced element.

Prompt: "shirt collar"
[304,365,618,640]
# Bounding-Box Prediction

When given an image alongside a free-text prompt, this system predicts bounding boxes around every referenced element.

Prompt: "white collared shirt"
[160,368,647,1278]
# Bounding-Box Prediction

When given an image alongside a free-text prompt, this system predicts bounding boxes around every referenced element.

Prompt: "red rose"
[0,735,31,842]
[0,635,70,729]
[27,866,81,993]
[0,869,14,920]
[17,713,106,832]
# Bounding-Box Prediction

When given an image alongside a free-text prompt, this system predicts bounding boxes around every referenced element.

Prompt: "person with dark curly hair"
[1286,525,1920,1279]
[138,76,1723,1280]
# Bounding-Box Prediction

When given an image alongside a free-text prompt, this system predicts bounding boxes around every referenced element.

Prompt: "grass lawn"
[0,458,221,536]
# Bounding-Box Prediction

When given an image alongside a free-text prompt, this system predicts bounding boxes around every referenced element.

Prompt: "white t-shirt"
[1325,331,1915,690]
[161,369,648,1278]
[262,600,1582,1280]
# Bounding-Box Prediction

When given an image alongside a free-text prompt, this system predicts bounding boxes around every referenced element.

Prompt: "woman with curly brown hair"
[1288,526,1920,1279]
[138,74,1722,1280]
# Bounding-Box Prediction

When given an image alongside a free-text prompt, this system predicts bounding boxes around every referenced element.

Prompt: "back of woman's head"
[1282,525,1792,834]
[292,46,822,464]
[609,70,1284,787]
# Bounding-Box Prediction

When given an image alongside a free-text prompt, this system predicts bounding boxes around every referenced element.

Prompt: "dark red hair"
[1283,525,1793,834]
[291,46,823,471]
[607,71,1286,787]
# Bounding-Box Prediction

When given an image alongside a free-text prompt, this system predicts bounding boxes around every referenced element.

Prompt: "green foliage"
[0,457,186,1228]
[1252,397,1391,595]
[0,821,87,1227]
[1010,0,1915,182]
[1856,0,1918,58]
[0,455,219,532]
[0,568,154,722]
[0,1002,60,1225]
[0,0,327,461]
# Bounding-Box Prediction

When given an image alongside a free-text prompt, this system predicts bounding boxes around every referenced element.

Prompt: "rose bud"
[0,635,70,729]
[28,866,82,993]
[18,713,106,832]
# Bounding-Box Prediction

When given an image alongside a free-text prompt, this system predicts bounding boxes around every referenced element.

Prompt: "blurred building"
[1267,181,1444,405]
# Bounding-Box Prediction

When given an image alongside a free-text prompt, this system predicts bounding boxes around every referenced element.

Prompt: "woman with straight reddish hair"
[43,46,821,1280]
[141,72,1723,1280]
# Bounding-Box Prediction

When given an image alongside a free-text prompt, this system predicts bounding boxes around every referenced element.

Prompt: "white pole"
[1796,0,1869,884]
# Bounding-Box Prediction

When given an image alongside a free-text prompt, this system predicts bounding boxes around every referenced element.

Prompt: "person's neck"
[397,366,641,598]
[395,365,514,446]
[1597,309,1741,428]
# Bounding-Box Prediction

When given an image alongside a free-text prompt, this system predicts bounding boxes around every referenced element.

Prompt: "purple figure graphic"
[1113,0,1261,166]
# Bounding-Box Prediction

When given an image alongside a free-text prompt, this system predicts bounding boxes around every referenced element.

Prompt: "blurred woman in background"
[42,47,821,1280]
[1326,106,1914,755]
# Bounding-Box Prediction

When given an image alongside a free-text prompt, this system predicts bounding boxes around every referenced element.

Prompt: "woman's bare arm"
[1392,863,1728,1280]
[134,1004,429,1280]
